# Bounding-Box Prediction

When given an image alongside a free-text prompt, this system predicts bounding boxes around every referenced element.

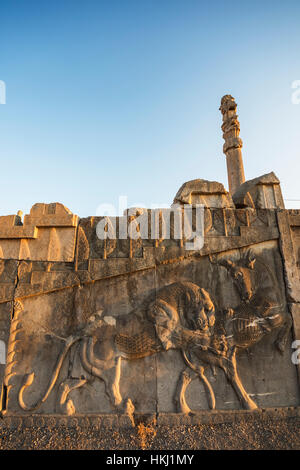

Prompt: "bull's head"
[210,252,256,302]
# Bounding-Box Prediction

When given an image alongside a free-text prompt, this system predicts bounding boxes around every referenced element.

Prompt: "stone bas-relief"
[2,243,298,417]
[0,95,300,424]
[14,249,294,417]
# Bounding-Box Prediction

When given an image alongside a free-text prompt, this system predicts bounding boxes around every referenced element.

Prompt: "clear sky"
[1,0,300,217]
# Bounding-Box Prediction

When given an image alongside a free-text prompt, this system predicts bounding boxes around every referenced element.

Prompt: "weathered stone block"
[233,172,285,210]
[174,179,234,208]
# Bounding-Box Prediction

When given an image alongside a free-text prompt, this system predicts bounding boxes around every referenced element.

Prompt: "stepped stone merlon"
[24,202,78,227]
[173,179,234,208]
[0,203,78,261]
[233,171,285,209]
[220,95,245,194]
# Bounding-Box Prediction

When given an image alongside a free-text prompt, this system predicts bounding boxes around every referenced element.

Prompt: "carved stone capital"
[219,94,237,115]
[221,116,240,136]
[223,137,243,153]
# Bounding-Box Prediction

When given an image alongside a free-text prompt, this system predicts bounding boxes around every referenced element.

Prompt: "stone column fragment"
[220,95,245,194]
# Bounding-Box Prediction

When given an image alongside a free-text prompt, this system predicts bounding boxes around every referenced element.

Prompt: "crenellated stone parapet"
[0,203,78,262]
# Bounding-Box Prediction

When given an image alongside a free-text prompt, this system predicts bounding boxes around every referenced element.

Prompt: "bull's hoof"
[115,398,135,415]
[124,398,135,427]
[60,399,76,415]
[244,400,258,411]
[179,403,192,414]
[174,396,193,415]
[125,398,135,415]
[112,385,122,407]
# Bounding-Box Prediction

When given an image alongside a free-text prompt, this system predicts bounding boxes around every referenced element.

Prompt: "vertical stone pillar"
[220,95,245,194]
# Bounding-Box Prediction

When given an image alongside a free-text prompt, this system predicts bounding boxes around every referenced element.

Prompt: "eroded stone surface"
[0,90,298,453]
[0,188,298,419]
[233,172,285,210]
[0,128,299,432]
[173,179,234,208]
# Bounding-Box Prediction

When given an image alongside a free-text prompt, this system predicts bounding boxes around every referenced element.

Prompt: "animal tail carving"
[18,335,81,411]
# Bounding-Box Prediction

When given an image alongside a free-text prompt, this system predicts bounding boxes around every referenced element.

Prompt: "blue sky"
[1,0,300,216]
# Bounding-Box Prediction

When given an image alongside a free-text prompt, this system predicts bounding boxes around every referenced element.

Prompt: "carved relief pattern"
[14,251,293,417]
[0,187,298,421]
[3,301,24,411]
[219,95,243,153]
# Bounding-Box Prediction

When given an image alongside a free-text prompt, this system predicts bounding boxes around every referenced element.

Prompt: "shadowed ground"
[0,408,299,450]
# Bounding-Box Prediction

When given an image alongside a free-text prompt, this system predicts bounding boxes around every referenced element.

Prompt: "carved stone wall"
[0,178,299,422]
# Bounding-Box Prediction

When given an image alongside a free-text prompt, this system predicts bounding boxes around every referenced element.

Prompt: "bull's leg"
[57,377,88,415]
[175,368,197,414]
[81,338,124,409]
[101,357,136,421]
[109,356,123,407]
[223,347,258,411]
[96,356,123,408]
[181,350,216,411]
[198,366,216,410]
